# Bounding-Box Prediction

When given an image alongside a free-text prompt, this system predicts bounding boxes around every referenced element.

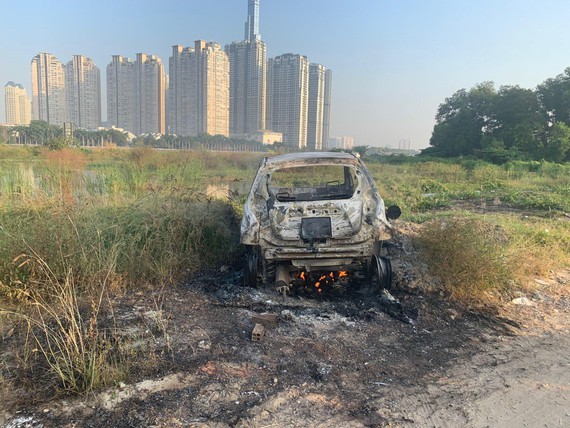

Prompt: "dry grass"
[415,217,513,304]
[1,251,127,394]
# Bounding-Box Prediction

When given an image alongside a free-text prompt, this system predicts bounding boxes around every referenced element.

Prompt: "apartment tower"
[65,55,101,129]
[169,41,229,137]
[31,52,67,126]
[267,53,309,149]
[107,55,136,132]
[322,69,333,149]
[107,53,166,135]
[226,0,266,136]
[134,53,166,134]
[4,82,31,125]
[307,63,325,150]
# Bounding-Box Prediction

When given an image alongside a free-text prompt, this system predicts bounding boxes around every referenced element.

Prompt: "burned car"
[240,152,401,293]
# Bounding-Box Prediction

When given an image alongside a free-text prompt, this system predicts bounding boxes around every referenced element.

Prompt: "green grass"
[365,158,570,215]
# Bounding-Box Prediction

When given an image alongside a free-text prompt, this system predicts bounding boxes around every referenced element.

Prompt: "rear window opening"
[268,165,357,202]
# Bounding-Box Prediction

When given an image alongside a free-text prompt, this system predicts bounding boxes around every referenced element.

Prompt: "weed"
[415,217,513,303]
[1,252,127,394]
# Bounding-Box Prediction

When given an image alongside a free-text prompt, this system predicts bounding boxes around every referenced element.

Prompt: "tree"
[543,122,570,162]
[537,67,570,126]
[352,145,368,157]
[429,82,497,157]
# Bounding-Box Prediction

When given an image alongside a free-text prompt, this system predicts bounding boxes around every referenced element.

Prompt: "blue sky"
[1,0,570,149]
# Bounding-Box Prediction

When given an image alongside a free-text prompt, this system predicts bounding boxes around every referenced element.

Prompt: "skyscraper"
[134,53,166,134]
[31,52,67,126]
[322,69,333,149]
[307,63,325,150]
[65,55,101,129]
[4,82,31,125]
[168,41,229,137]
[245,0,260,42]
[226,40,266,136]
[267,53,309,149]
[107,53,166,135]
[169,45,196,136]
[107,55,136,132]
[226,0,266,137]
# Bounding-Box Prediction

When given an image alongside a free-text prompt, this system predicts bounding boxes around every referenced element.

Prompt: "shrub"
[415,218,512,303]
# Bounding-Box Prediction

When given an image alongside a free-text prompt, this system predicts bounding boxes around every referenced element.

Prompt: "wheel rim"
[244,250,259,287]
[369,255,392,292]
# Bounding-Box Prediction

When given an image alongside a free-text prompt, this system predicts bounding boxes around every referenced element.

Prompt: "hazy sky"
[1,0,570,149]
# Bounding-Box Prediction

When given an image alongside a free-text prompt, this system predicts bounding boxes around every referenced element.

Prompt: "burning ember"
[292,270,350,296]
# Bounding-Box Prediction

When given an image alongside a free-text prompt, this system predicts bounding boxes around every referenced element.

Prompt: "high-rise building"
[245,0,260,42]
[307,63,325,150]
[134,53,166,134]
[169,41,229,137]
[267,53,309,149]
[226,0,266,137]
[4,82,31,125]
[107,55,136,132]
[31,52,67,126]
[322,69,333,149]
[65,55,101,129]
[226,40,266,136]
[169,45,196,136]
[107,53,166,135]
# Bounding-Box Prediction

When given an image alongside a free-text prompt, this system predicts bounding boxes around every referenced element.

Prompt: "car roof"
[264,151,359,167]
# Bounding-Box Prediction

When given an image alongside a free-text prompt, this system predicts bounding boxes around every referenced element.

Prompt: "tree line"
[424,68,570,163]
[0,120,271,152]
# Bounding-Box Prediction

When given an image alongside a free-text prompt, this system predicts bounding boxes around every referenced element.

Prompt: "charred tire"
[243,246,260,287]
[369,254,393,293]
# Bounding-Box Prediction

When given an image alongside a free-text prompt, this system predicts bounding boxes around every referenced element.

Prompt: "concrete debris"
[252,323,266,342]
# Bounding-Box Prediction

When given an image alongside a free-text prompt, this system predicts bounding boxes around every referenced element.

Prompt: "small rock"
[198,340,211,350]
[534,279,549,286]
[511,297,536,306]
[281,309,293,320]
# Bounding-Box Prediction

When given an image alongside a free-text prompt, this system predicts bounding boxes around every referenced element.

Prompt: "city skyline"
[2,1,570,149]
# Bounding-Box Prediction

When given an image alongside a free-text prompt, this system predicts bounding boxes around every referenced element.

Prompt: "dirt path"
[1,227,568,427]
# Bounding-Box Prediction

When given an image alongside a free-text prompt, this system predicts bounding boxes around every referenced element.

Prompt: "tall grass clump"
[0,194,241,300]
[2,251,127,394]
[415,217,513,303]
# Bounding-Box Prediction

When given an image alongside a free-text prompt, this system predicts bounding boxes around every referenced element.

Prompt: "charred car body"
[240,152,401,293]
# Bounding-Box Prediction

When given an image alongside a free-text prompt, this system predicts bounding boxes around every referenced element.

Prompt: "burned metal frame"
[241,152,399,291]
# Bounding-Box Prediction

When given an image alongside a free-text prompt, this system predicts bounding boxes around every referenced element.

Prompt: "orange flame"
[295,270,350,294]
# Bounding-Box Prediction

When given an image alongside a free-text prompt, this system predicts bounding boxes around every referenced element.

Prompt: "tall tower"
[266,53,309,149]
[106,55,136,132]
[226,0,266,137]
[31,52,67,126]
[245,0,260,42]
[134,53,166,134]
[168,41,229,137]
[65,55,101,129]
[307,63,325,150]
[4,82,31,125]
[226,40,266,136]
[322,69,333,149]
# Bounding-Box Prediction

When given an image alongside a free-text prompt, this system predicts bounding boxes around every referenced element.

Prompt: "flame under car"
[240,152,401,294]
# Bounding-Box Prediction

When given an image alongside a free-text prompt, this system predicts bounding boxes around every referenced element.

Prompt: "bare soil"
[1,222,569,428]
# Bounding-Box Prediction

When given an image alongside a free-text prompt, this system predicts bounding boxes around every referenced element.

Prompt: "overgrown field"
[0,145,568,394]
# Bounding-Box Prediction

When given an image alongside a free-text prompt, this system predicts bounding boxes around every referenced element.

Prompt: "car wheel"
[368,254,392,293]
[244,246,260,287]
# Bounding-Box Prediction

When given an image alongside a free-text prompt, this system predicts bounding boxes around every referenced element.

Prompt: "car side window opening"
[267,165,357,202]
